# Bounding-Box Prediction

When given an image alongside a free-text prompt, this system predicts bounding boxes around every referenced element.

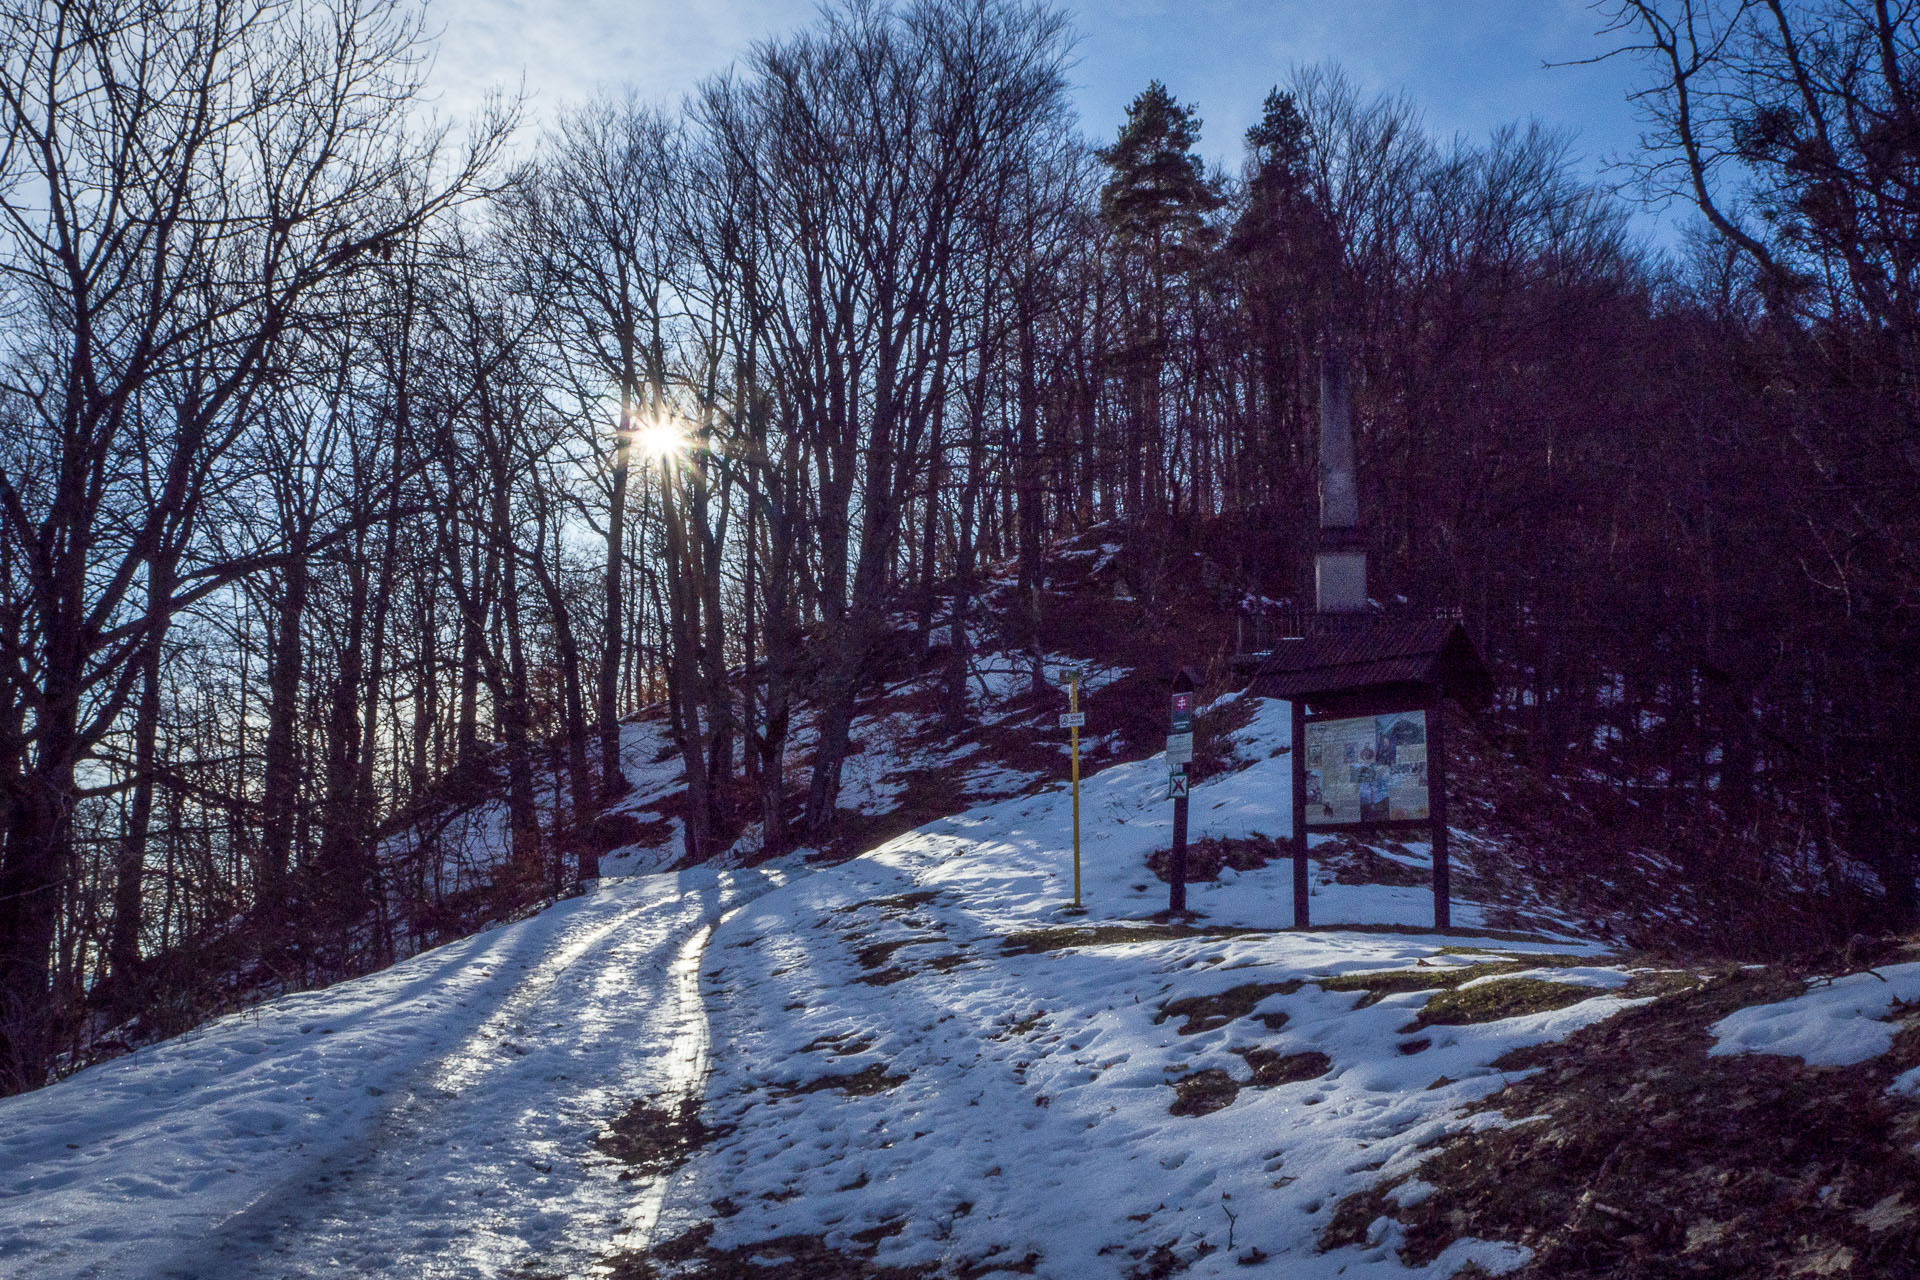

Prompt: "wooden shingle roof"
[1243,614,1492,708]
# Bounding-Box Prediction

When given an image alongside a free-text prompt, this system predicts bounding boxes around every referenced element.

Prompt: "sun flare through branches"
[628,414,691,462]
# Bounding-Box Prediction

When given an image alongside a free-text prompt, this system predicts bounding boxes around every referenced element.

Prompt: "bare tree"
[0,0,508,1092]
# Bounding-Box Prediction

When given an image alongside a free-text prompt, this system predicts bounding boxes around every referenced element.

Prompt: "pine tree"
[1228,89,1336,512]
[1096,82,1222,528]
[1231,89,1324,263]
[1097,81,1221,265]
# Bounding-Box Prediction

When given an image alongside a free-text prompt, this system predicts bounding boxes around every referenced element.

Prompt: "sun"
[631,416,689,460]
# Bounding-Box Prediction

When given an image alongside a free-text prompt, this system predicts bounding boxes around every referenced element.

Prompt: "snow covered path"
[0,867,788,1280]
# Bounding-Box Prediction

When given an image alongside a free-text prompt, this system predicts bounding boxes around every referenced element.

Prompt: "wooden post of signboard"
[1291,698,1309,929]
[1428,695,1450,932]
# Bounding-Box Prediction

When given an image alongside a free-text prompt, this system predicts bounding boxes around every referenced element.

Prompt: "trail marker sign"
[1059,711,1086,729]
[1166,668,1199,914]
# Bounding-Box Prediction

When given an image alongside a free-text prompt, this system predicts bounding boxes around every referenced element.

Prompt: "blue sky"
[425,0,1681,247]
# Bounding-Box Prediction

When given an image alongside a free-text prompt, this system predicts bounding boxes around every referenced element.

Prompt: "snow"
[676,888,1630,1276]
[0,869,785,1279]
[1708,962,1920,1067]
[2,693,1635,1278]
[853,695,1512,936]
[655,696,1628,1277]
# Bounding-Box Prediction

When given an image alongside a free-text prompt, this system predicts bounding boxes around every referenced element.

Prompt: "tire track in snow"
[602,921,717,1256]
[598,889,807,1264]
[142,870,777,1279]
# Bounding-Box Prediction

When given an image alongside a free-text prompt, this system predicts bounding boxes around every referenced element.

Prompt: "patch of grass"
[1002,924,1267,955]
[1318,967,1459,1004]
[1318,955,1603,1008]
[1324,964,1920,1278]
[776,1062,908,1098]
[1406,977,1607,1030]
[1616,969,1705,1000]
[1156,981,1303,1035]
[1303,923,1572,944]
[596,1097,729,1176]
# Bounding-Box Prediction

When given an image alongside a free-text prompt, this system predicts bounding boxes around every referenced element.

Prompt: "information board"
[1303,710,1429,825]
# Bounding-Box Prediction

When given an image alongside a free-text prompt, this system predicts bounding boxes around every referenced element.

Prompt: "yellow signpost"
[1068,672,1082,906]
[1057,671,1089,907]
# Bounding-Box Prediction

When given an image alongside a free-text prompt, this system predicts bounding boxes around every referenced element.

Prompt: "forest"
[2,0,1917,1097]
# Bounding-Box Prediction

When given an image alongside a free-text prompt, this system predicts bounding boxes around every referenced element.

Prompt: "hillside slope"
[7,683,1919,1278]
[604,698,1920,1279]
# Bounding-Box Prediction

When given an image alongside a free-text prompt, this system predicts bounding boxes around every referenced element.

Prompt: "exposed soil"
[1166,1047,1335,1118]
[1145,834,1284,885]
[999,924,1268,956]
[1314,837,1432,888]
[1405,976,1610,1031]
[774,1063,908,1099]
[579,810,671,859]
[605,1222,938,1279]
[799,1033,875,1058]
[597,1097,731,1177]
[1322,962,1920,1278]
[1236,1047,1332,1087]
[606,1219,1046,1279]
[1168,1068,1240,1116]
[1156,981,1304,1035]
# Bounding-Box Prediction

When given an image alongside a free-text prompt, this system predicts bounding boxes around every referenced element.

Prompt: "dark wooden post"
[1168,670,1196,915]
[1428,694,1450,931]
[1291,698,1309,929]
[1169,792,1190,913]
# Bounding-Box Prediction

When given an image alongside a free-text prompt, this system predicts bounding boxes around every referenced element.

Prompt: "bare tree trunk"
[259,542,311,908]
[659,470,714,861]
[108,555,174,995]
[455,503,486,773]
[527,511,593,880]
[602,419,633,802]
[317,530,373,962]
[0,710,78,1092]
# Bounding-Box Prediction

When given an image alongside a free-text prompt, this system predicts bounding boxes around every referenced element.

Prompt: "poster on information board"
[1303,710,1429,825]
